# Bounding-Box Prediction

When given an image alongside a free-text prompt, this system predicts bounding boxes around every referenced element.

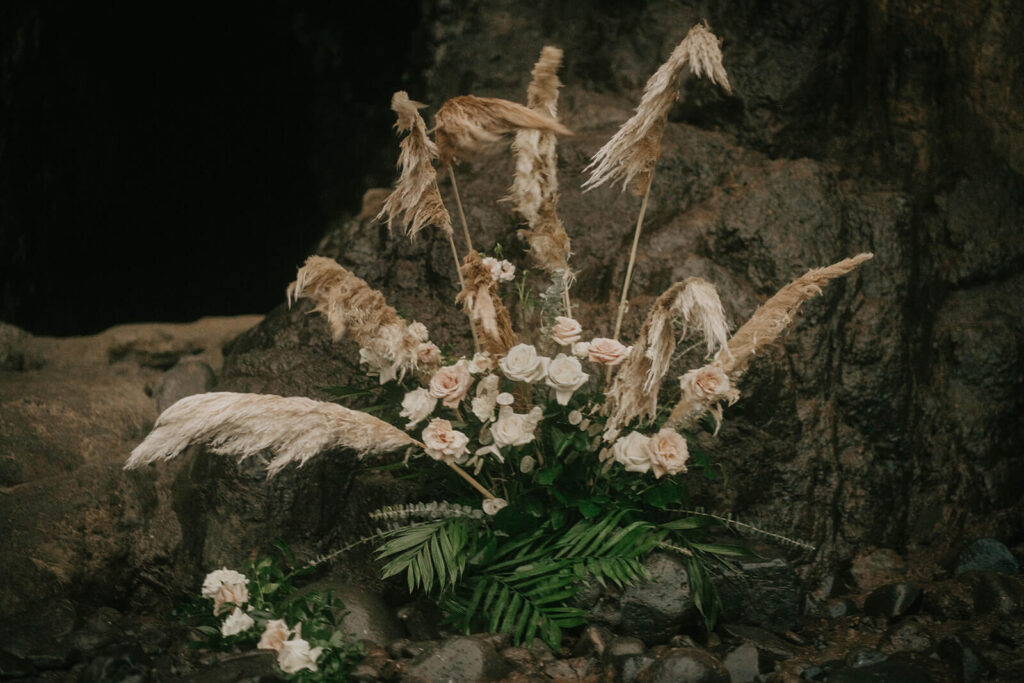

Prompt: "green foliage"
[376,518,477,593]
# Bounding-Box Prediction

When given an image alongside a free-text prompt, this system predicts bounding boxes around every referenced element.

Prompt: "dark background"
[1,1,423,336]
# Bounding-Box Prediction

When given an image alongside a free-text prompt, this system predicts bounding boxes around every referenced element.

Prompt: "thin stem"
[612,170,655,342]
[447,164,474,253]
[447,461,496,499]
[447,232,481,353]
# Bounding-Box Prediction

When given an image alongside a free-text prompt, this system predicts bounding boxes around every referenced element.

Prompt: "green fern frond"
[370,501,485,527]
[375,518,474,594]
[664,507,816,551]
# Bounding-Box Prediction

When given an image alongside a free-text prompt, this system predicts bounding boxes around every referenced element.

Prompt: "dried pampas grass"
[435,95,573,166]
[667,253,874,427]
[602,277,729,437]
[287,256,431,375]
[456,250,518,356]
[376,91,453,239]
[583,22,731,195]
[125,392,417,476]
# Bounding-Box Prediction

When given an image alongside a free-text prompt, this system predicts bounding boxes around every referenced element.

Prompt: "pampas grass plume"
[456,250,518,356]
[125,392,418,476]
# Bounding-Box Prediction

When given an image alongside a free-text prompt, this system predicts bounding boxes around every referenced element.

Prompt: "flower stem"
[612,170,655,342]
[447,461,495,499]
[447,164,474,254]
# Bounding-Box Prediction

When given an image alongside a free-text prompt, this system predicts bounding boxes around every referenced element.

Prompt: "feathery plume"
[125,392,418,476]
[376,91,453,238]
[668,253,874,427]
[602,277,729,437]
[435,95,573,166]
[456,250,518,357]
[287,256,436,377]
[583,22,731,195]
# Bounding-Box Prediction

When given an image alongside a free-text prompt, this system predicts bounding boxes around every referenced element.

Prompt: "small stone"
[721,624,797,659]
[154,358,215,413]
[349,663,380,682]
[991,617,1024,647]
[621,653,656,682]
[387,638,411,659]
[619,552,697,644]
[168,650,282,683]
[717,557,803,632]
[500,646,539,674]
[635,647,729,683]
[822,598,858,618]
[723,642,766,682]
[963,570,1024,616]
[544,656,595,680]
[845,646,887,668]
[405,636,508,682]
[863,582,922,619]
[955,538,1019,576]
[828,659,936,683]
[801,664,827,680]
[572,624,613,658]
[883,617,934,653]
[937,634,984,683]
[396,601,442,641]
[603,636,646,663]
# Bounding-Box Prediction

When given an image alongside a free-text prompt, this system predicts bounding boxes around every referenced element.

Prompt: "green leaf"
[576,499,601,519]
[537,463,562,485]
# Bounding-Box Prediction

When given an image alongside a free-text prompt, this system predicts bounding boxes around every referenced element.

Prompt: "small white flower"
[496,392,515,406]
[545,354,589,405]
[257,619,291,652]
[499,344,550,383]
[481,256,516,282]
[612,432,652,473]
[519,455,536,473]
[421,418,470,464]
[277,637,323,674]
[551,316,583,346]
[220,607,254,637]
[400,387,437,429]
[471,374,500,423]
[201,568,249,615]
[568,410,583,426]
[490,405,544,449]
[482,497,509,515]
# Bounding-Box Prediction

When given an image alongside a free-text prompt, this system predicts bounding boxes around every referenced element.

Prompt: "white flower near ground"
[277,637,323,674]
[499,344,550,383]
[551,316,583,346]
[612,431,652,473]
[680,364,734,404]
[648,428,690,478]
[471,374,500,423]
[587,338,630,366]
[201,568,249,615]
[491,405,544,449]
[422,418,470,463]
[429,364,473,409]
[220,607,255,636]
[482,497,509,515]
[257,619,291,651]
[545,354,589,405]
[481,256,516,282]
[400,388,437,429]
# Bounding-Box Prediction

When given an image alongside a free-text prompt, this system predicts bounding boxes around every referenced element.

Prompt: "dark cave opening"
[1,2,422,336]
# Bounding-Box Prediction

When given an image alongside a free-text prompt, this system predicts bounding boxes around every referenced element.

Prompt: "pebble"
[955,538,1019,576]
[863,582,922,619]
[635,647,729,683]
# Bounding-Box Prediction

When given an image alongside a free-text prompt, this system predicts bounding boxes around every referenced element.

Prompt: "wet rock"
[821,598,858,618]
[961,570,1024,616]
[618,552,697,644]
[396,601,442,641]
[991,616,1024,648]
[955,538,1019,576]
[723,642,770,682]
[635,647,729,683]
[602,636,646,663]
[721,624,797,660]
[621,653,657,682]
[404,636,508,682]
[176,651,284,683]
[850,548,907,592]
[882,617,934,654]
[78,643,151,683]
[937,634,984,683]
[349,662,381,682]
[717,557,802,632]
[500,646,540,675]
[922,579,974,620]
[154,358,216,413]
[0,650,35,680]
[863,583,922,619]
[544,656,595,680]
[572,624,613,658]
[299,580,402,647]
[845,646,886,668]
[0,598,76,668]
[69,606,125,659]
[828,659,936,683]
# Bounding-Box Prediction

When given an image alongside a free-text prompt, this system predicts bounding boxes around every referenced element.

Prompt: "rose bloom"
[471,374,500,423]
[201,568,249,615]
[467,351,495,374]
[648,428,690,479]
[220,607,255,637]
[545,354,589,405]
[587,338,630,366]
[277,637,323,674]
[428,364,473,409]
[491,406,544,449]
[257,619,290,652]
[416,342,442,368]
[481,256,516,282]
[551,316,583,346]
[482,497,509,515]
[612,431,652,474]
[400,387,437,428]
[680,364,732,404]
[499,344,550,383]
[422,418,470,463]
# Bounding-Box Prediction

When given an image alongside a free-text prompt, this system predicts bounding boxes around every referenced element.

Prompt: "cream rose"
[201,568,249,615]
[499,344,550,383]
[612,432,652,474]
[545,354,589,405]
[416,342,442,368]
[277,637,323,674]
[481,256,516,282]
[551,316,583,346]
[257,619,290,651]
[429,364,473,409]
[400,387,437,428]
[588,338,631,366]
[680,365,733,404]
[220,607,255,637]
[648,428,690,478]
[491,405,544,449]
[471,374,500,423]
[421,418,470,463]
[467,351,495,374]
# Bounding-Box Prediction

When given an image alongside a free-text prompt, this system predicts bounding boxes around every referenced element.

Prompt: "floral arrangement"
[126,23,873,663]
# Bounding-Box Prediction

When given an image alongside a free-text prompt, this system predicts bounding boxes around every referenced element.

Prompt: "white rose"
[220,607,254,637]
[428,364,473,409]
[482,498,509,515]
[491,405,544,449]
[201,568,249,615]
[257,619,290,652]
[400,387,437,428]
[572,341,591,358]
[467,351,495,374]
[499,344,550,383]
[408,321,430,342]
[471,374,500,423]
[421,418,470,463]
[680,365,734,404]
[649,428,690,479]
[588,338,631,366]
[481,256,516,282]
[612,432,652,474]
[277,637,323,674]
[551,317,583,346]
[545,354,589,405]
[416,342,442,368]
